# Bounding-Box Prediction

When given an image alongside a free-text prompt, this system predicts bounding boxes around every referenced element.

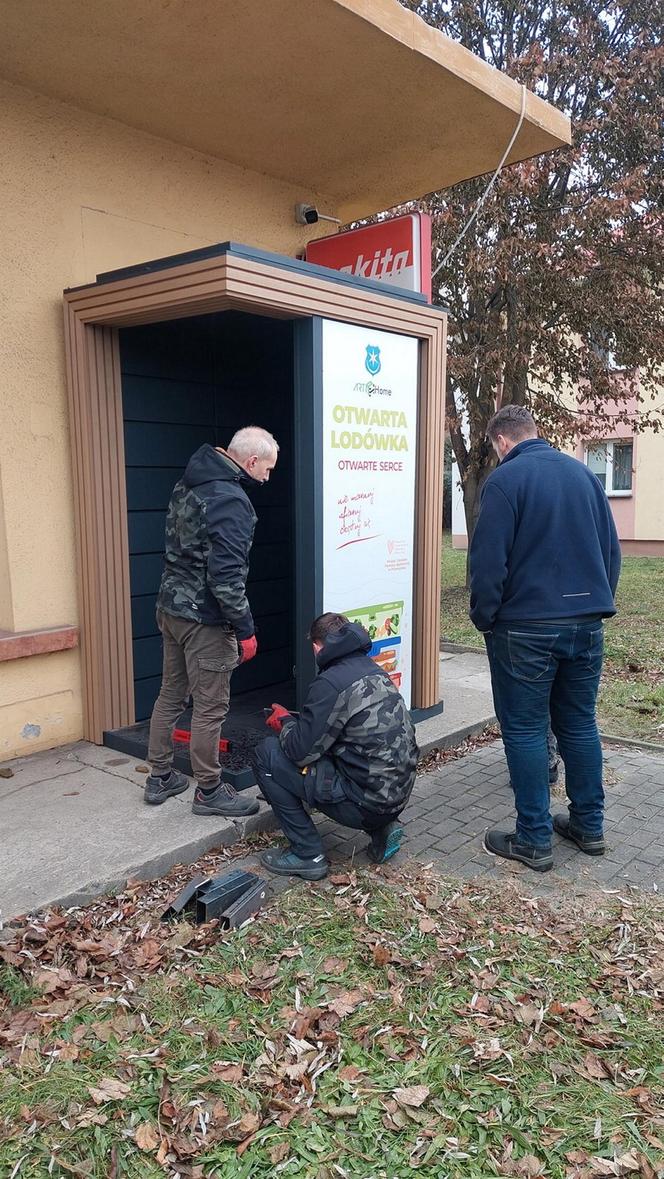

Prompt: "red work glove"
[239,635,257,664]
[265,703,291,733]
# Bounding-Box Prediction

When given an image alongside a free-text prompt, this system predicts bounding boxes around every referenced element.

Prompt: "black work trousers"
[253,736,398,859]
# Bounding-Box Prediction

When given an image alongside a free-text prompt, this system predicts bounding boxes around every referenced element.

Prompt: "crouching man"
[253,613,418,880]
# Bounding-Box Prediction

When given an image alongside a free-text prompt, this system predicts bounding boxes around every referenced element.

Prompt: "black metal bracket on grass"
[161,869,268,928]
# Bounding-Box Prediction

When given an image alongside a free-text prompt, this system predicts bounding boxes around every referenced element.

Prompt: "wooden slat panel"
[66,312,106,738]
[411,318,447,708]
[89,326,135,734]
[67,255,444,336]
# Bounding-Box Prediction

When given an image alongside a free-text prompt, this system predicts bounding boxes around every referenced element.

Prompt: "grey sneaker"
[261,848,329,880]
[192,781,259,817]
[484,828,554,873]
[144,769,189,805]
[553,814,605,855]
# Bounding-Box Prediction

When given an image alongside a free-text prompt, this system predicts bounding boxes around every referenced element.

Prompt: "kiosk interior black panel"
[120,311,294,721]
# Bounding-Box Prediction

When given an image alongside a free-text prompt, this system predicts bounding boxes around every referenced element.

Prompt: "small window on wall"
[586,441,633,496]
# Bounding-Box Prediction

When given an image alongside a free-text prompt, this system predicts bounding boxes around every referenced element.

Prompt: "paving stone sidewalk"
[316,739,664,896]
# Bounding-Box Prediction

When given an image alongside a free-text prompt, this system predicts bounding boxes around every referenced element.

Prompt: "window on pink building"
[586,441,633,495]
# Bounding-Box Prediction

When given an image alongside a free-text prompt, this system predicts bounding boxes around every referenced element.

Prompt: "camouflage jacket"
[279,623,418,814]
[157,445,257,638]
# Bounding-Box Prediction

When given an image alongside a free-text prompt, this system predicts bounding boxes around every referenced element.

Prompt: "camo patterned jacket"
[157,444,257,639]
[279,623,418,815]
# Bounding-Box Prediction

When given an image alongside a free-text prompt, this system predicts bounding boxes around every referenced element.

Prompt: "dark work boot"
[261,847,329,880]
[484,828,554,873]
[144,769,190,805]
[553,814,605,855]
[192,781,259,817]
[367,820,404,864]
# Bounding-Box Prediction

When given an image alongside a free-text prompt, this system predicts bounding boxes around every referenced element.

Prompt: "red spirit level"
[173,728,231,753]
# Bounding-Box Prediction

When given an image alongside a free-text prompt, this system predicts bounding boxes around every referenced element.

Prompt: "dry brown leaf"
[236,1131,259,1157]
[515,1155,546,1176]
[418,917,437,934]
[587,1152,643,1177]
[566,1150,590,1165]
[569,997,597,1022]
[212,1099,229,1122]
[580,1052,607,1080]
[383,1108,410,1131]
[393,1084,430,1108]
[168,922,196,948]
[338,1065,361,1082]
[58,1042,80,1061]
[75,1110,109,1129]
[478,970,500,990]
[237,1111,261,1136]
[328,989,364,1018]
[269,1142,290,1164]
[322,956,349,976]
[612,1152,647,1174]
[329,872,356,886]
[156,1140,171,1166]
[472,1036,503,1062]
[515,1002,541,1027]
[322,1104,359,1118]
[471,994,492,1014]
[212,1061,244,1082]
[88,1077,131,1104]
[285,1059,310,1080]
[135,1122,160,1152]
[90,1021,115,1043]
[372,943,391,966]
[251,960,279,982]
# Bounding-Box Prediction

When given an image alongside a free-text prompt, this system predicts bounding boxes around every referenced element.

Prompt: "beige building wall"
[634,429,664,544]
[0,80,335,759]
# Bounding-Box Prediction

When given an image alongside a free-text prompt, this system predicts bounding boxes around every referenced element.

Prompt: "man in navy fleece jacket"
[469,405,621,872]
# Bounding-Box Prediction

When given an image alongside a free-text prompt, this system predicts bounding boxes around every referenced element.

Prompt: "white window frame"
[584,440,633,497]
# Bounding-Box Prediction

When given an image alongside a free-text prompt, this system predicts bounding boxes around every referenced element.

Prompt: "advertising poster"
[321,320,418,707]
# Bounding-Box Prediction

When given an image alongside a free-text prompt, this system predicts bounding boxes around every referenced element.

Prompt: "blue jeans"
[485,620,605,847]
[252,737,399,859]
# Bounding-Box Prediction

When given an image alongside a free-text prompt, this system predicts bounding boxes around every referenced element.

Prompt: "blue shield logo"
[365,345,381,376]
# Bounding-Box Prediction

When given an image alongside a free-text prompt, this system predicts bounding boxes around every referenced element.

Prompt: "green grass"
[0,963,38,1009]
[1,878,662,1177]
[440,535,664,743]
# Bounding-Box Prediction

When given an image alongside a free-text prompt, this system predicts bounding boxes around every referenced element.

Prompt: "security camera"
[295,203,341,227]
[296,203,319,225]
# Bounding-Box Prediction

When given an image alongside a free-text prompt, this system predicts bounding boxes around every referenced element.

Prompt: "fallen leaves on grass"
[1,841,663,1177]
[134,1122,160,1151]
[393,1084,430,1108]
[88,1077,131,1104]
[568,1150,663,1177]
[327,988,366,1018]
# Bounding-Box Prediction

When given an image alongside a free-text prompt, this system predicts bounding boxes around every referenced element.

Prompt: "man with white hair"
[144,426,279,816]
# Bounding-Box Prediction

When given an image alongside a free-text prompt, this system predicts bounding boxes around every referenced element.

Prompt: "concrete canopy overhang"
[0,0,571,221]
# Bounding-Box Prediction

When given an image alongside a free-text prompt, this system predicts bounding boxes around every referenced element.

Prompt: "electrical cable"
[431,83,528,280]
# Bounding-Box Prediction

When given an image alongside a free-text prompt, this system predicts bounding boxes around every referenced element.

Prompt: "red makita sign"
[306,212,431,301]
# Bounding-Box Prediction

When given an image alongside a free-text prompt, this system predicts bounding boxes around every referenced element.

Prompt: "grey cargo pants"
[147,610,239,785]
